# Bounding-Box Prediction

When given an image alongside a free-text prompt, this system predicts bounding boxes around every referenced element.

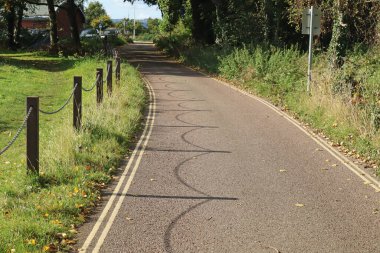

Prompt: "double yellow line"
[80,77,156,252]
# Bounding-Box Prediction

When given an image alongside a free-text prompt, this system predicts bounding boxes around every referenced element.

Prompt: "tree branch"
[23,0,67,10]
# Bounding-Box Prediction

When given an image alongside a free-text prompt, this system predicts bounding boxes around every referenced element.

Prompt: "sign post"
[302,6,321,94]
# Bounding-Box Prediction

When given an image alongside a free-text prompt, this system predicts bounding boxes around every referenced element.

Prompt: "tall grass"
[0,52,146,252]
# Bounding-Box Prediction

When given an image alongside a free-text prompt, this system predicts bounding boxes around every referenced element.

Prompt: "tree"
[84,1,107,28]
[147,18,160,34]
[67,0,81,52]
[47,0,58,54]
[90,14,113,30]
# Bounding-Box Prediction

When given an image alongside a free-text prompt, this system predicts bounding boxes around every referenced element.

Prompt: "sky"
[85,0,162,20]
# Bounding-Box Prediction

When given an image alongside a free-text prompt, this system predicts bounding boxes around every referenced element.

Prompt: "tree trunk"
[211,0,228,44]
[14,3,25,47]
[67,0,81,53]
[190,0,215,44]
[47,0,58,54]
[263,0,274,44]
[5,1,17,50]
[328,10,348,69]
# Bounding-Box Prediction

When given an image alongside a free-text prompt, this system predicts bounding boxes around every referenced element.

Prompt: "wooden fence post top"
[27,96,39,101]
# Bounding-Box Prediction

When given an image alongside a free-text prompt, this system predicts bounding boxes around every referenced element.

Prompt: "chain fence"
[39,83,78,115]
[82,74,100,92]
[0,53,121,162]
[0,107,33,156]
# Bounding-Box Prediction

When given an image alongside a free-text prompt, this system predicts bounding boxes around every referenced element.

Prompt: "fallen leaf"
[42,244,57,252]
[295,203,305,207]
[56,233,67,239]
[26,239,36,245]
[63,239,76,245]
[68,229,78,234]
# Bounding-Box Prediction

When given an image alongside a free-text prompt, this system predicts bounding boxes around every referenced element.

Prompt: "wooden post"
[116,57,121,83]
[107,61,112,96]
[96,68,103,104]
[27,97,39,174]
[73,76,82,130]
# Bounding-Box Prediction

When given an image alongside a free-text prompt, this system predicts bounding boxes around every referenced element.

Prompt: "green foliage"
[116,19,147,37]
[0,51,146,252]
[80,35,126,55]
[84,1,108,28]
[90,14,113,30]
[157,0,183,32]
[157,31,380,172]
[147,18,161,34]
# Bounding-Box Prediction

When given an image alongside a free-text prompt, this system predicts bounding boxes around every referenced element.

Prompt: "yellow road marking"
[80,77,156,252]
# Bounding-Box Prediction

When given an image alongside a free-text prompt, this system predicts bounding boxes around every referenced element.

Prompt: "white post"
[307,6,314,94]
[133,6,136,40]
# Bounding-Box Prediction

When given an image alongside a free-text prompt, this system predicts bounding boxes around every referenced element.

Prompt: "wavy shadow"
[173,152,213,197]
[181,127,212,151]
[175,111,203,127]
[158,79,233,253]
[164,200,211,253]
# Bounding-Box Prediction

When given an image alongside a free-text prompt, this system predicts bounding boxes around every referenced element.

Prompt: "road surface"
[77,43,380,253]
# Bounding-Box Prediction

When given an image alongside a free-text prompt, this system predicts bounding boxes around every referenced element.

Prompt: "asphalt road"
[77,43,380,253]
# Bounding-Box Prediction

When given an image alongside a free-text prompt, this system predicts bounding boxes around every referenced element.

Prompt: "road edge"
[183,65,380,193]
[79,76,157,252]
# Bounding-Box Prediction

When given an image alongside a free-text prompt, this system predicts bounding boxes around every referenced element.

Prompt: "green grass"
[0,51,146,252]
[156,36,380,173]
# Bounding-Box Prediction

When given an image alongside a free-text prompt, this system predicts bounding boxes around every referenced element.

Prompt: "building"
[22,1,85,38]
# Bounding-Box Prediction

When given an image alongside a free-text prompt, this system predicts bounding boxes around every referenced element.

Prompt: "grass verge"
[0,51,146,252]
[156,37,380,174]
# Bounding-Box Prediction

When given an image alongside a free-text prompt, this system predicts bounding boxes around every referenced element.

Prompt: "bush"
[80,35,127,56]
[135,33,156,41]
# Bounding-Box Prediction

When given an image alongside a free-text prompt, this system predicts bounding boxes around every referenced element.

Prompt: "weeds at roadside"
[156,35,380,174]
[0,52,146,252]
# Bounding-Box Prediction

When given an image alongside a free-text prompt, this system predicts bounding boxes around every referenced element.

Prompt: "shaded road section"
[77,43,380,253]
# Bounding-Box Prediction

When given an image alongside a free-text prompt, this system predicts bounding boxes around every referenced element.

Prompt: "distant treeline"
[150,0,380,66]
